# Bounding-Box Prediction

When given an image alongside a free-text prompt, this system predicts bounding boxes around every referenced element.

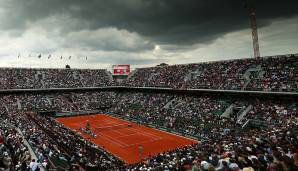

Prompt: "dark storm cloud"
[63,28,155,52]
[1,0,298,46]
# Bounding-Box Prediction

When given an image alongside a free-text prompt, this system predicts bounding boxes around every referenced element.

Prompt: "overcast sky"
[0,0,297,69]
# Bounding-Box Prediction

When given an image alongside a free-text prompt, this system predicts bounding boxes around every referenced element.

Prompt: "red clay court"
[56,114,198,164]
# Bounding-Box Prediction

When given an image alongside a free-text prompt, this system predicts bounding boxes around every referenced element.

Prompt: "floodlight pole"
[243,0,261,58]
[249,7,260,58]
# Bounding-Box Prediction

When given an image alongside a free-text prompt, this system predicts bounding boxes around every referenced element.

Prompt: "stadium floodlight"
[242,0,261,58]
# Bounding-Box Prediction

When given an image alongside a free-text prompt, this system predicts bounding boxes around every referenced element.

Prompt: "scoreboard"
[112,64,130,75]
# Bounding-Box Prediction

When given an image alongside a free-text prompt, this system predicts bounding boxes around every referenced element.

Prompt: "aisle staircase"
[163,98,176,109]
[237,105,253,123]
[105,70,113,81]
[241,65,264,90]
[186,69,202,82]
[127,69,138,79]
[221,104,234,118]
[79,74,85,87]
[16,98,22,110]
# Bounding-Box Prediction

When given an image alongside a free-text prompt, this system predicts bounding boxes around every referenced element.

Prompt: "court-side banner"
[112,64,130,75]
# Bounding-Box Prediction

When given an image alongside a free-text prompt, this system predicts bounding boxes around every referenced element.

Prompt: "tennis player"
[86,120,91,131]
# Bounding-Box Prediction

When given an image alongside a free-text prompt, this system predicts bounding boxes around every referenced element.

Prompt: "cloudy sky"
[0,0,297,69]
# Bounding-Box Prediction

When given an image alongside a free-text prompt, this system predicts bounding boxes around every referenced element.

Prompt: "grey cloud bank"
[0,0,297,69]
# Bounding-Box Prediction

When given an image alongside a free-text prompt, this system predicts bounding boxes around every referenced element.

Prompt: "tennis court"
[56,114,198,164]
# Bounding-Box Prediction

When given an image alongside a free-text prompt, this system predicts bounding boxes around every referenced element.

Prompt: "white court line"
[109,121,162,139]
[105,119,162,140]
[106,120,160,138]
[112,128,162,148]
[130,127,162,139]
[71,115,167,150]
[92,121,129,147]
[100,119,163,148]
[73,118,128,147]
[104,114,199,143]
[98,132,127,147]
[101,130,162,148]
[97,119,134,147]
[62,117,155,149]
[113,133,141,138]
[68,118,126,147]
[122,137,162,148]
[97,134,126,147]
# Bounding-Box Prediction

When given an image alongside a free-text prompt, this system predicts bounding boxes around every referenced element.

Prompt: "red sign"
[112,64,130,75]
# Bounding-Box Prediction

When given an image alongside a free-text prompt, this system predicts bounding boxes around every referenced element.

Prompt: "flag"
[38,54,41,58]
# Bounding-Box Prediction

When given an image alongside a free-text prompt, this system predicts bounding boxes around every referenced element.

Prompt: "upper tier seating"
[124,54,298,92]
[0,68,113,89]
[0,53,296,92]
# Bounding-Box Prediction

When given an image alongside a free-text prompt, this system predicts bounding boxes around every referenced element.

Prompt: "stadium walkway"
[15,128,46,171]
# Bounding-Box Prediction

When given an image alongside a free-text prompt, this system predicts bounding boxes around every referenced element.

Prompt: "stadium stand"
[0,90,297,170]
[0,54,297,170]
[0,54,296,92]
[124,54,298,92]
[0,68,113,89]
[0,121,31,171]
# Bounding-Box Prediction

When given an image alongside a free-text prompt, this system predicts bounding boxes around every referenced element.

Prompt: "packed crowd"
[0,91,297,170]
[246,55,298,92]
[0,68,113,89]
[123,65,197,88]
[125,54,298,92]
[0,120,31,171]
[1,91,117,113]
[0,54,297,92]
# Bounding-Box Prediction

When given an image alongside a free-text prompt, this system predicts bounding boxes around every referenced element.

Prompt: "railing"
[241,119,251,129]
[237,105,253,123]
[56,110,101,117]
[0,86,297,97]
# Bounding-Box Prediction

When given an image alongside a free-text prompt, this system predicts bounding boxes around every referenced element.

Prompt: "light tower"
[243,0,260,58]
